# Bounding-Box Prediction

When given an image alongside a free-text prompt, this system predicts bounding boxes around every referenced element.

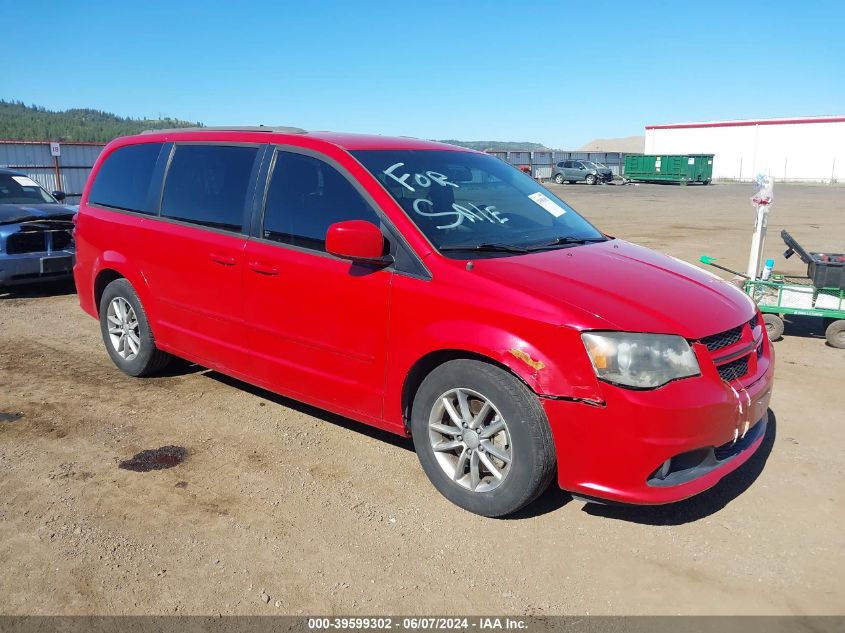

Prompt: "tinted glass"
[89,143,162,213]
[262,151,380,251]
[352,149,606,258]
[161,144,258,232]
[0,174,55,204]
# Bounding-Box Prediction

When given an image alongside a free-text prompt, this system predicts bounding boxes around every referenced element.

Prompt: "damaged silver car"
[0,168,76,288]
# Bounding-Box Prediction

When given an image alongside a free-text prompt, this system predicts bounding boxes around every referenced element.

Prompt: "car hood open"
[0,204,77,225]
[470,239,756,339]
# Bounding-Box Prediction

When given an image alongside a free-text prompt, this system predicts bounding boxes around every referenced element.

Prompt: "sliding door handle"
[248,260,279,276]
[209,253,237,266]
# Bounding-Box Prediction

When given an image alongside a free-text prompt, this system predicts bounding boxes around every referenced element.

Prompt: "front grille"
[6,232,46,254]
[717,356,749,382]
[52,231,74,250]
[701,325,743,352]
[749,314,759,331]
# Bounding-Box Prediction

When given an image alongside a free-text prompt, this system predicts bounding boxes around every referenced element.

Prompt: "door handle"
[248,260,279,276]
[209,253,237,266]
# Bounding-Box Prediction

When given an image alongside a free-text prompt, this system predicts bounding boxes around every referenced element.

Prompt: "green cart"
[744,277,845,348]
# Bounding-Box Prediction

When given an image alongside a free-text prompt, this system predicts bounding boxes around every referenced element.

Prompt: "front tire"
[99,278,171,376]
[411,360,556,517]
[585,174,597,185]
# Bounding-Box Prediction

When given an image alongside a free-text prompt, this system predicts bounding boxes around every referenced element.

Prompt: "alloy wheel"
[106,297,141,360]
[428,388,512,492]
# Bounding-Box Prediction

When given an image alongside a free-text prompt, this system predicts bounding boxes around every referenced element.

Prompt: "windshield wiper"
[525,235,608,251]
[439,242,530,254]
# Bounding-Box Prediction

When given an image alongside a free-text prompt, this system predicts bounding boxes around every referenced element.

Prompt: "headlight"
[581,332,700,389]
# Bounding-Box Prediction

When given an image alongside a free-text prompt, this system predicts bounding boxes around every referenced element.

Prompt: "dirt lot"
[1,183,843,616]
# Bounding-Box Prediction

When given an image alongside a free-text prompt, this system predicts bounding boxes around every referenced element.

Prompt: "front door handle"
[248,260,279,276]
[209,253,237,266]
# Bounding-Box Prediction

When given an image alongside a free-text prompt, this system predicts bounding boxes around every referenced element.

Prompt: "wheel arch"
[401,349,538,434]
[93,268,125,315]
[90,252,156,323]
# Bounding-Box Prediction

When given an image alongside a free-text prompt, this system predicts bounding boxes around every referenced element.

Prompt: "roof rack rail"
[141,125,307,135]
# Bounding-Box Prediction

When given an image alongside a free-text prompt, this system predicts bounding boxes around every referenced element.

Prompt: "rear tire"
[553,173,564,185]
[825,320,845,349]
[411,360,556,517]
[99,278,171,377]
[762,313,784,342]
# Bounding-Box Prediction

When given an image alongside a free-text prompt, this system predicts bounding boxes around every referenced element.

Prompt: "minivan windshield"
[0,174,56,204]
[353,150,607,257]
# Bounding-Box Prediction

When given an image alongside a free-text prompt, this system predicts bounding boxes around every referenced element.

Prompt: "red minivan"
[74,127,774,517]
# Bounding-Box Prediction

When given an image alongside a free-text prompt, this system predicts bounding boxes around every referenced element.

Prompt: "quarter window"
[89,143,163,213]
[161,144,258,232]
[262,151,380,251]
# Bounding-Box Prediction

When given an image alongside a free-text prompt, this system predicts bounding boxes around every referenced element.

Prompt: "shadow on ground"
[206,371,415,453]
[165,355,777,523]
[581,409,778,526]
[783,314,831,341]
[0,279,76,299]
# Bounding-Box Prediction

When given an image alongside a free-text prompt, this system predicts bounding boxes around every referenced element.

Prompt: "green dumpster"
[623,154,714,185]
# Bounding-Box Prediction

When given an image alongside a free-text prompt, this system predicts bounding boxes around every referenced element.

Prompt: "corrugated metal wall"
[0,141,104,202]
[644,117,845,182]
[486,150,628,179]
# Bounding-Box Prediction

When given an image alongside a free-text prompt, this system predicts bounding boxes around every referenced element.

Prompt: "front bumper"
[543,342,774,505]
[0,250,76,286]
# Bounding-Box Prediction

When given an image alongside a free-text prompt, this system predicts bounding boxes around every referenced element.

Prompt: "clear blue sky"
[3,1,844,148]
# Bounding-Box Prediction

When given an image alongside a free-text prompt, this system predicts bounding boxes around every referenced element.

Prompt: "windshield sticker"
[528,192,566,217]
[384,163,459,192]
[413,198,508,230]
[12,176,41,188]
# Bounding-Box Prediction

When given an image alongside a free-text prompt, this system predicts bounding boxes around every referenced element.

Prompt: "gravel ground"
[0,182,843,615]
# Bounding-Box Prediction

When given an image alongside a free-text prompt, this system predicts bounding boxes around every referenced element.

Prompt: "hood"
[0,203,77,225]
[471,239,756,339]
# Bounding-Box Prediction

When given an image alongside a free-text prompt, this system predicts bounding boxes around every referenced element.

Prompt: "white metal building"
[644,115,845,183]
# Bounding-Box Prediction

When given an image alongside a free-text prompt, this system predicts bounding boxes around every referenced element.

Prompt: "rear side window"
[89,143,162,213]
[161,144,259,232]
[262,151,380,251]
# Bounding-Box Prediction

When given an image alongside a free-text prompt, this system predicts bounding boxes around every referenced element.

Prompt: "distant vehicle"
[0,168,75,288]
[552,160,613,185]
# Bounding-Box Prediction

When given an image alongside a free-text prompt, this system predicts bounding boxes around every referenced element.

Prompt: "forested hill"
[0,101,551,149]
[0,101,202,142]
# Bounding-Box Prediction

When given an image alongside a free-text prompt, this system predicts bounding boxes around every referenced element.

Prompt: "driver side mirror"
[326,220,391,265]
[52,190,67,201]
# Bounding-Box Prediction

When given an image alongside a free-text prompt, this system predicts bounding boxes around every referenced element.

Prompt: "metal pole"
[746,204,769,279]
[53,154,62,193]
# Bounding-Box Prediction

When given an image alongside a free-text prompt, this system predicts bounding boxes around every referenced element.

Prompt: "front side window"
[161,144,258,232]
[0,174,55,204]
[89,143,163,213]
[262,151,380,251]
[352,150,606,257]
